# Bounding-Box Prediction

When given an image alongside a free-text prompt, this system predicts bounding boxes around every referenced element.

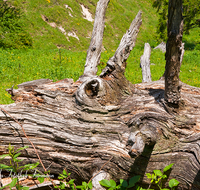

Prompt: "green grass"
[0,49,86,104]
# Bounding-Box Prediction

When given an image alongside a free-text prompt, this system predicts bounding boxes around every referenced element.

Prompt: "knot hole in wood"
[85,79,99,99]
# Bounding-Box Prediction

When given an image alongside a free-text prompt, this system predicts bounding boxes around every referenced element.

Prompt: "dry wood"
[83,0,110,77]
[0,1,200,190]
[100,11,142,77]
[165,0,183,105]
[140,43,152,83]
[1,79,200,190]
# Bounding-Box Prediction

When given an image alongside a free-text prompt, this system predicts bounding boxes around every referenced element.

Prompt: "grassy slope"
[0,0,199,104]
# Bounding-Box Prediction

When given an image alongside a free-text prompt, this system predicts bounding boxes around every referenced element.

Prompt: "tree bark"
[0,1,200,190]
[165,0,183,105]
[1,79,200,190]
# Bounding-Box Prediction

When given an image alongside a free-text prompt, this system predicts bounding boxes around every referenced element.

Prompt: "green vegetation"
[0,144,39,190]
[0,1,33,49]
[99,163,179,190]
[0,0,199,105]
[152,0,200,41]
[99,176,140,189]
[0,145,179,190]
[146,163,179,190]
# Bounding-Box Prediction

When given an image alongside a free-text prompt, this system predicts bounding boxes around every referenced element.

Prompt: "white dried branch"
[100,11,142,77]
[140,43,152,83]
[83,0,110,77]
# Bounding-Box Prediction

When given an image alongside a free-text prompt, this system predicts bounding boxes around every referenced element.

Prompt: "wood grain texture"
[1,1,200,189]
[1,79,200,189]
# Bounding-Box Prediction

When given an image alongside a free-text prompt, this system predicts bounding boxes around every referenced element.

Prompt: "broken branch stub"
[83,0,110,77]
[100,11,142,77]
[140,43,152,83]
[77,11,142,108]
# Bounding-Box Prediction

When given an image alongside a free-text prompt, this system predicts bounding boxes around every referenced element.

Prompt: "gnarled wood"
[1,79,200,190]
[0,1,200,190]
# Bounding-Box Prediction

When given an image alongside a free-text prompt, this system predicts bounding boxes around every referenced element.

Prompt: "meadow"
[1,38,199,105]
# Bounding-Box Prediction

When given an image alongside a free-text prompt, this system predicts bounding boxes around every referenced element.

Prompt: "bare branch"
[83,0,110,77]
[100,11,142,77]
[140,43,152,83]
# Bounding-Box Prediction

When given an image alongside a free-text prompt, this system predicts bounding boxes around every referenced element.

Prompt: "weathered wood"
[0,1,200,189]
[180,42,185,65]
[165,0,183,105]
[100,11,142,77]
[140,43,152,83]
[83,0,110,77]
[76,11,142,109]
[1,80,200,190]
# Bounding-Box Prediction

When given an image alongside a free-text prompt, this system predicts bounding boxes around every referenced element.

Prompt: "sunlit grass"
[1,45,199,104]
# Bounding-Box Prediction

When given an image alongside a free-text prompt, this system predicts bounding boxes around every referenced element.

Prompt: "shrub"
[0,1,33,49]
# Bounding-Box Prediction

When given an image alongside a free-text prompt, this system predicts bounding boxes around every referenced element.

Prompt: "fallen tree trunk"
[1,79,200,190]
[0,1,200,190]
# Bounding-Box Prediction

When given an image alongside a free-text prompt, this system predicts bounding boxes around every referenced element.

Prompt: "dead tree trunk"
[0,1,200,190]
[165,0,183,105]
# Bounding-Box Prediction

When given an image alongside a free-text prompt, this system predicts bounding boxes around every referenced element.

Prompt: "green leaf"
[162,174,167,179]
[88,181,93,189]
[0,154,9,160]
[68,179,75,184]
[59,182,66,189]
[163,163,174,173]
[13,158,24,163]
[75,185,83,189]
[44,170,50,175]
[0,183,11,189]
[169,179,179,188]
[82,181,87,188]
[120,179,128,187]
[15,146,29,153]
[146,173,152,179]
[63,169,67,175]
[22,162,39,170]
[37,177,45,183]
[0,164,13,171]
[109,180,116,188]
[10,178,18,188]
[153,170,163,177]
[21,186,30,190]
[13,152,21,159]
[58,176,64,180]
[99,179,111,188]
[108,188,114,190]
[162,189,170,190]
[128,175,140,188]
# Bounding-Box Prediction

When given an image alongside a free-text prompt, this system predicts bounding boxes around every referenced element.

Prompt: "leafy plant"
[99,175,140,190]
[0,144,39,190]
[76,181,93,190]
[152,0,200,41]
[54,169,93,190]
[146,163,179,190]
